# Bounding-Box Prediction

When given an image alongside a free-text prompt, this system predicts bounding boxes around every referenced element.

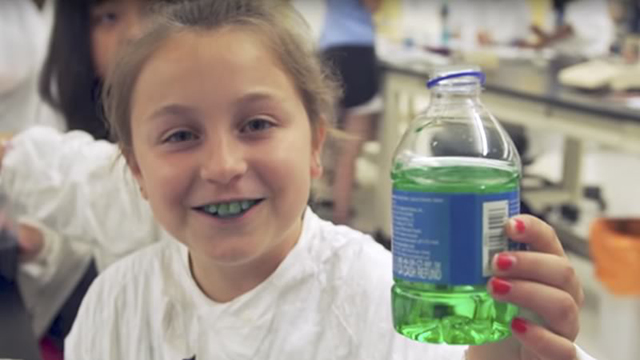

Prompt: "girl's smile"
[194,198,264,219]
[127,28,324,273]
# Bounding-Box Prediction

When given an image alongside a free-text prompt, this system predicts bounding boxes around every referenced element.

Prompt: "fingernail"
[496,253,516,271]
[513,218,526,234]
[511,317,528,334]
[490,278,512,295]
[491,278,511,295]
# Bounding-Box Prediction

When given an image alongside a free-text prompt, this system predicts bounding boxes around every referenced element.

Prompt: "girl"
[7,0,176,353]
[63,0,594,359]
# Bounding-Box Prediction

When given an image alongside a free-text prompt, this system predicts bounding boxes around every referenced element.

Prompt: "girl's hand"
[469,215,585,360]
[17,222,45,262]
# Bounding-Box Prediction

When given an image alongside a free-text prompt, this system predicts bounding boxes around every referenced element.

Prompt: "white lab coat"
[2,127,158,336]
[64,208,467,359]
[65,209,597,360]
[2,127,159,271]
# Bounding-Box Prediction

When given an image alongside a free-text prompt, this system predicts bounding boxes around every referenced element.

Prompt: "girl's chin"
[190,243,260,266]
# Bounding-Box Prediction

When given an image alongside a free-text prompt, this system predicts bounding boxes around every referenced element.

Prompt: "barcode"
[483,201,509,277]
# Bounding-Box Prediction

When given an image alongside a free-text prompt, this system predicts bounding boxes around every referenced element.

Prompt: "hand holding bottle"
[468,214,584,360]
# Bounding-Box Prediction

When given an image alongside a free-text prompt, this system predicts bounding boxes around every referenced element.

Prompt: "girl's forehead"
[92,0,152,6]
[149,31,284,85]
[131,30,301,115]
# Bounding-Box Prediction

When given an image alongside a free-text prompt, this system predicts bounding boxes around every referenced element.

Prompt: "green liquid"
[391,163,520,345]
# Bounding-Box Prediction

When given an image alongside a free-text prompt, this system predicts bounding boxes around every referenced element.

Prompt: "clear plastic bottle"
[391,66,521,345]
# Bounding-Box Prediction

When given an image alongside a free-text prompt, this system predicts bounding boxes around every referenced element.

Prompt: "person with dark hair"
[39,0,154,140]
[2,0,177,356]
[531,0,614,57]
[0,2,86,358]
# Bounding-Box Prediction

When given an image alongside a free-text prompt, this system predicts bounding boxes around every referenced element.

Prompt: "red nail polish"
[490,278,512,295]
[514,219,526,234]
[511,318,528,334]
[496,254,515,271]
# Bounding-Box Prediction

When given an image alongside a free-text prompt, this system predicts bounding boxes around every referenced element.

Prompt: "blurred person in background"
[320,0,382,225]
[2,0,175,356]
[0,2,77,359]
[531,0,615,58]
[39,0,150,140]
[448,0,532,49]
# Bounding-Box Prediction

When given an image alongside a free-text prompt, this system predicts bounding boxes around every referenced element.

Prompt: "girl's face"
[128,29,325,270]
[90,0,146,78]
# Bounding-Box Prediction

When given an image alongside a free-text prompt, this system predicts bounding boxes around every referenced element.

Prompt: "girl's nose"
[199,138,248,185]
[123,15,145,44]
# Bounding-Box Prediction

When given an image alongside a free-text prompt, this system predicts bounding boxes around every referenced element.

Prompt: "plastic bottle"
[390,66,521,345]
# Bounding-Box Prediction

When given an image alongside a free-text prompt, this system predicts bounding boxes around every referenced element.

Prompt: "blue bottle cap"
[427,67,486,89]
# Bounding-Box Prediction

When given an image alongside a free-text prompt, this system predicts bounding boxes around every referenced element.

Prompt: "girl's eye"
[241,118,274,133]
[91,11,119,26]
[163,130,198,144]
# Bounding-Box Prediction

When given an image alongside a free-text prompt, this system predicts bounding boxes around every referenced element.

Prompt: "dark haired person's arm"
[16,220,93,338]
[0,126,161,269]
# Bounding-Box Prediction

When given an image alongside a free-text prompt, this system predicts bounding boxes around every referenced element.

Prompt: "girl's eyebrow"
[147,104,199,122]
[146,91,283,122]
[233,90,281,106]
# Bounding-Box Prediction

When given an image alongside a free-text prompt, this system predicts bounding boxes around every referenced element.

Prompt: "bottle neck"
[430,86,481,105]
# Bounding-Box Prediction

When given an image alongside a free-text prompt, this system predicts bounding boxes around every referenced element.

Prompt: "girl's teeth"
[202,200,258,217]
[206,204,218,214]
[228,202,241,214]
[218,203,229,216]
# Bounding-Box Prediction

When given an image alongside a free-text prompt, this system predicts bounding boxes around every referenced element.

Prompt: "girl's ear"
[311,122,326,179]
[124,151,148,200]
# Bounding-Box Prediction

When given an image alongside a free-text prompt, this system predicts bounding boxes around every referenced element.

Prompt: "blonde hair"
[104,0,342,156]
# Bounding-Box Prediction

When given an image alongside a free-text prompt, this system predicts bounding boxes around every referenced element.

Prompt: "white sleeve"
[17,218,92,337]
[1,126,160,270]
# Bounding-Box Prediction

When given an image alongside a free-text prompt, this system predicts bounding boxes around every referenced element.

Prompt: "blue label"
[392,190,519,285]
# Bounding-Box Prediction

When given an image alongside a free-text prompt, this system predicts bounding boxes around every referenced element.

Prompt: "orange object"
[590,218,640,296]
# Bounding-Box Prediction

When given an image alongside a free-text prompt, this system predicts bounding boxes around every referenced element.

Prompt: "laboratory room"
[0,0,637,359]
